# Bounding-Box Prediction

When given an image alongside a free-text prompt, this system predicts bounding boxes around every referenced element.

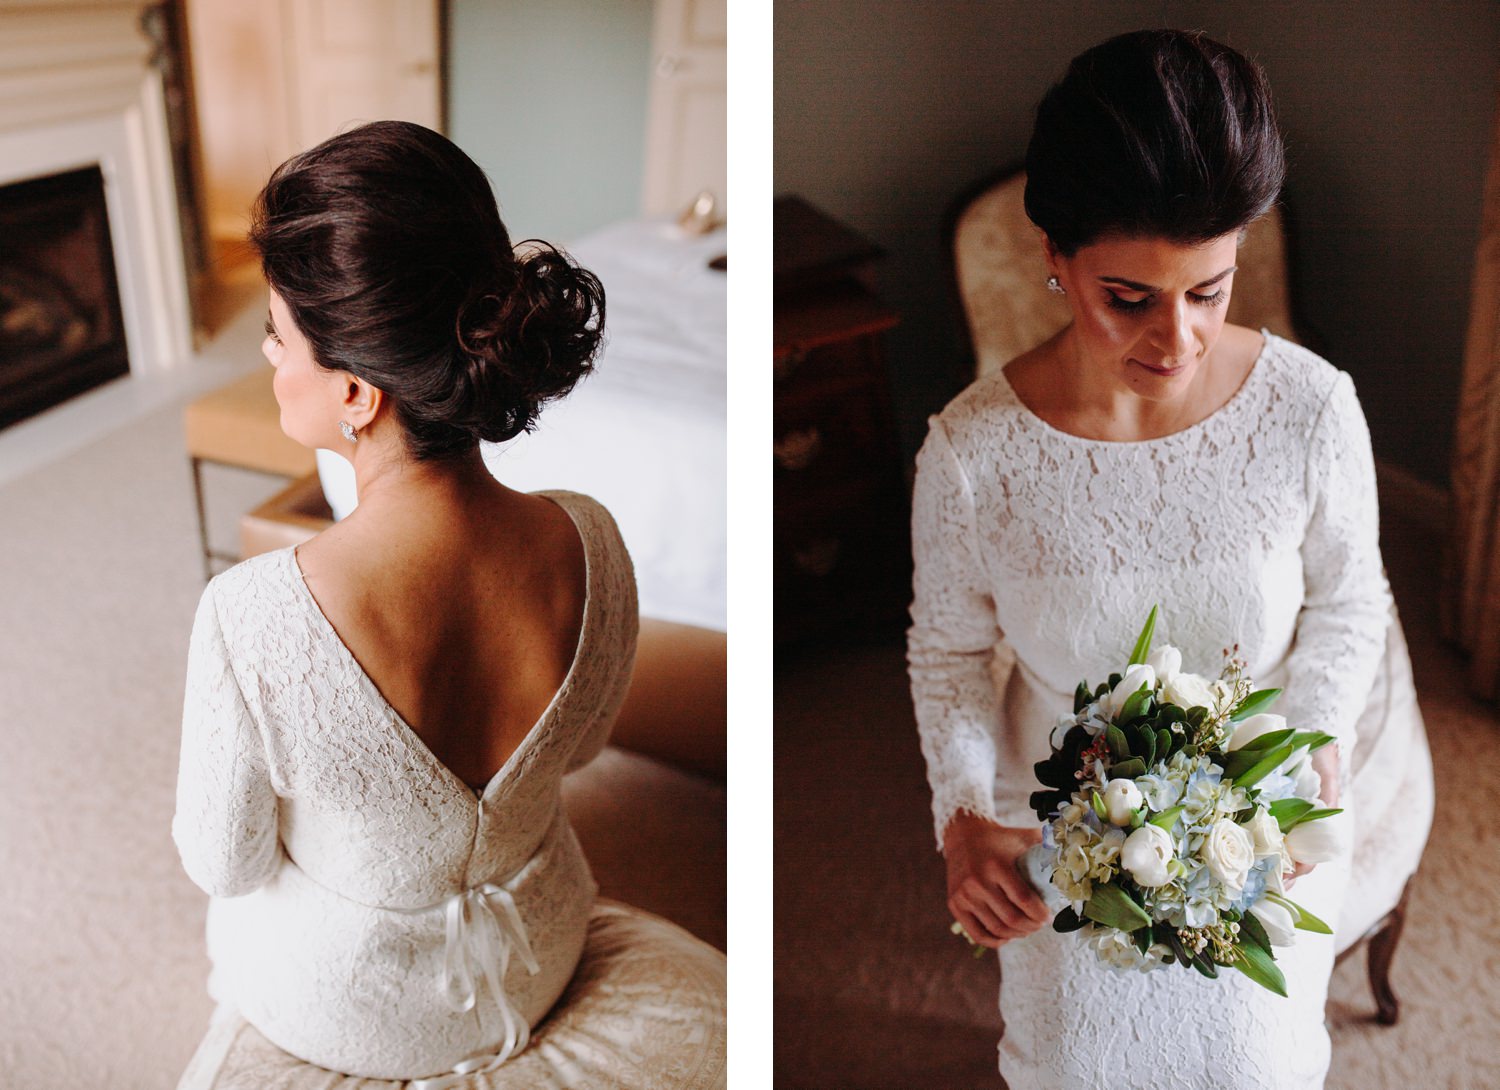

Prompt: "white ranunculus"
[1145,645,1182,684]
[1121,824,1175,887]
[1102,778,1143,825]
[1244,807,1284,859]
[1228,713,1287,752]
[1291,757,1323,802]
[1249,898,1299,946]
[1162,670,1215,711]
[1106,664,1156,719]
[1202,819,1254,892]
[1286,813,1346,865]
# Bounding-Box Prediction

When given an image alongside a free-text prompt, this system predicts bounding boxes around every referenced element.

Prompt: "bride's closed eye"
[1104,289,1227,313]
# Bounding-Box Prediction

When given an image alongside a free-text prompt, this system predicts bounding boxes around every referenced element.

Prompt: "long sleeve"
[172,580,281,898]
[1276,371,1394,770]
[907,416,1005,851]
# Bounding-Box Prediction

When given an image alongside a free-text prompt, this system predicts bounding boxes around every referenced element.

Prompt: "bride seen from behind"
[172,120,725,1089]
[909,30,1432,1089]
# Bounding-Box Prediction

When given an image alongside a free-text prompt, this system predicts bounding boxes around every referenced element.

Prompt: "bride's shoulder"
[1257,330,1358,423]
[926,347,1039,451]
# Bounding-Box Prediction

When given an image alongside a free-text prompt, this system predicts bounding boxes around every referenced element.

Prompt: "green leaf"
[1120,687,1154,723]
[1232,727,1297,755]
[1156,727,1174,758]
[1128,808,1145,829]
[1157,703,1187,727]
[1279,896,1333,935]
[1148,804,1184,831]
[1190,952,1220,979]
[1267,798,1315,832]
[1132,924,1153,955]
[1231,942,1288,997]
[1238,907,1273,952]
[1229,687,1282,722]
[1092,791,1108,821]
[1288,730,1336,752]
[1111,758,1147,779]
[1105,724,1130,761]
[1161,927,1194,971]
[1052,905,1087,933]
[1082,884,1152,932]
[1292,807,1344,828]
[1074,680,1091,713]
[1186,706,1209,729]
[1232,743,1296,789]
[1094,681,1110,701]
[1128,605,1159,666]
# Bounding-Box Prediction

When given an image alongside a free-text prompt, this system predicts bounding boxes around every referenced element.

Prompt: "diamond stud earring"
[339,420,359,443]
[1046,275,1066,295]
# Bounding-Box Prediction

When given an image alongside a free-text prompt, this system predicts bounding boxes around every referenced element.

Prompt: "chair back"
[949,170,1299,382]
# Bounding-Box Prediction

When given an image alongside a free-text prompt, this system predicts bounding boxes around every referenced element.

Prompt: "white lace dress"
[173,491,646,1083]
[908,333,1430,1089]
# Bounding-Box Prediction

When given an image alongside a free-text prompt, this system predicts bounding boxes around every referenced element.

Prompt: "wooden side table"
[774,281,911,643]
[183,368,316,579]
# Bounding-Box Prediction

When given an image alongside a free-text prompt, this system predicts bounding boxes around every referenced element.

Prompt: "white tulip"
[1228,713,1287,752]
[1162,671,1215,711]
[1145,645,1182,684]
[1121,824,1175,887]
[1243,807,1284,859]
[1102,778,1144,825]
[1202,819,1254,893]
[1291,757,1323,802]
[1249,898,1299,946]
[1106,664,1156,719]
[1286,813,1346,865]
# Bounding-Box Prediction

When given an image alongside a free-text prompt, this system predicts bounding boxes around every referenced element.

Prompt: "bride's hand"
[1286,743,1341,888]
[942,812,1051,948]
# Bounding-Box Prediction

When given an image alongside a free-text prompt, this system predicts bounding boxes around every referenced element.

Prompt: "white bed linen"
[316,218,727,631]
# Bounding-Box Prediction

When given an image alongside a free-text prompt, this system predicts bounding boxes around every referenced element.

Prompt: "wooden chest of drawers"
[774,281,911,644]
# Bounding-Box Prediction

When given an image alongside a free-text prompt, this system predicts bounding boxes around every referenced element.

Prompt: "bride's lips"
[1131,359,1186,376]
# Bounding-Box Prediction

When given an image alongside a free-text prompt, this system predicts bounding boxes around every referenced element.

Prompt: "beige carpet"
[774,479,1500,1088]
[0,393,724,1086]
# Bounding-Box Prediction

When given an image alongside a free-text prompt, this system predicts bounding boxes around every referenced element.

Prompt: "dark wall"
[775,0,1499,489]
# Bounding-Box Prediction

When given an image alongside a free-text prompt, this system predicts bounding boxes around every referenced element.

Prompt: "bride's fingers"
[951,903,1003,948]
[995,865,1051,926]
[964,892,1014,940]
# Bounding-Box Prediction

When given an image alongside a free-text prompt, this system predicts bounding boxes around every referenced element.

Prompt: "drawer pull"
[792,538,840,577]
[774,427,823,471]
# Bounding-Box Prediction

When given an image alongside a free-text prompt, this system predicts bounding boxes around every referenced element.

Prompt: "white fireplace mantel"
[0,1,193,376]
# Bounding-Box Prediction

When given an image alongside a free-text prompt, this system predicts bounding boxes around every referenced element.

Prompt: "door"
[640,0,726,218]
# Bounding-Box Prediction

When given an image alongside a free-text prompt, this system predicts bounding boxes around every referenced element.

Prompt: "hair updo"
[250,120,604,461]
[1023,29,1286,257]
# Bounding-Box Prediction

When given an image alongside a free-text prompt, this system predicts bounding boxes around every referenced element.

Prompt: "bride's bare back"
[293,482,587,791]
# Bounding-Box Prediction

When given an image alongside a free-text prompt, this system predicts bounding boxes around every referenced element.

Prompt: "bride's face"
[1046,232,1240,400]
[264,288,344,449]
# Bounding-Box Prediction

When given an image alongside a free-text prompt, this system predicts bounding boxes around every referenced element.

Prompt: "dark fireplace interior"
[0,166,129,431]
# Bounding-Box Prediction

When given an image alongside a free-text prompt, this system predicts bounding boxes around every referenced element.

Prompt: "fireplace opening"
[0,166,129,431]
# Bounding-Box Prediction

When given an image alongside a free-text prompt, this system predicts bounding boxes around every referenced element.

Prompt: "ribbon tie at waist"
[401,880,542,1088]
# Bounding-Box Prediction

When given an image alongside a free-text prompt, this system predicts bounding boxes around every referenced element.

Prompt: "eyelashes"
[264,318,283,345]
[1105,290,1227,313]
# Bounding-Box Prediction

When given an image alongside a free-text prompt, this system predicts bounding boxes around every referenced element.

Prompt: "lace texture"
[173,491,639,1080]
[907,334,1394,1090]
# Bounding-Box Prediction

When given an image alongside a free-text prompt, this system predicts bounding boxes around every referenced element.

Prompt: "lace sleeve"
[1278,372,1394,772]
[172,581,280,898]
[568,511,640,772]
[907,416,1005,851]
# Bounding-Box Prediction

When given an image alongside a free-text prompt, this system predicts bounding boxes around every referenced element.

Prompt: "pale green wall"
[447,0,653,244]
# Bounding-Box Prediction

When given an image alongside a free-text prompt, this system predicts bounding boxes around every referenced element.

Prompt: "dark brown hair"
[1024,30,1286,256]
[250,120,604,461]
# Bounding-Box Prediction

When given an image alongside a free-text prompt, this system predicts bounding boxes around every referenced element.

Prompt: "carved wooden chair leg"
[1364,877,1414,1026]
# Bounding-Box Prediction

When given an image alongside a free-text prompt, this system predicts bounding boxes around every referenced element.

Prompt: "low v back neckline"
[286,490,594,803]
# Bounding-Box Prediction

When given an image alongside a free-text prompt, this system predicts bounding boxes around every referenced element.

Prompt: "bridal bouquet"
[959,607,1345,996]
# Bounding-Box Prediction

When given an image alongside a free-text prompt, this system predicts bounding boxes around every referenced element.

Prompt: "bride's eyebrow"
[1098,266,1238,292]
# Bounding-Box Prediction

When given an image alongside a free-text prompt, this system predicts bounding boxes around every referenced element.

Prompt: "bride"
[908,30,1431,1089]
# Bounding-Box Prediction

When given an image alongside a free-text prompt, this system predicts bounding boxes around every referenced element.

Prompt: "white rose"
[1227,713,1287,752]
[1121,824,1175,887]
[1145,645,1182,684]
[1249,897,1299,946]
[1286,813,1347,865]
[1102,778,1143,825]
[1202,819,1254,892]
[1162,671,1215,711]
[1243,807,1284,859]
[1106,664,1156,719]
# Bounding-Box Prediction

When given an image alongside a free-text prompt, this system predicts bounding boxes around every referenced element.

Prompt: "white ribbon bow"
[404,881,542,1089]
